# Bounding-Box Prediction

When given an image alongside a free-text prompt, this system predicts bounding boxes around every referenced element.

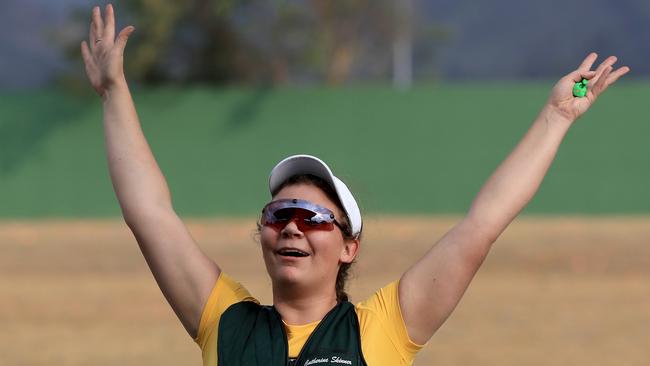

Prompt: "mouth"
[276,248,310,258]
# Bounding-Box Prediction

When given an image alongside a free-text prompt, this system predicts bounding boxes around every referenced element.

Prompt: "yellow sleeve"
[355,280,424,365]
[194,272,258,366]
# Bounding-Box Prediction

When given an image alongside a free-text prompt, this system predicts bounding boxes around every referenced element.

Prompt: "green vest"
[217,301,368,366]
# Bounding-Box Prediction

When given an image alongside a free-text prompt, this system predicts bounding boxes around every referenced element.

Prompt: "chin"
[270,266,306,286]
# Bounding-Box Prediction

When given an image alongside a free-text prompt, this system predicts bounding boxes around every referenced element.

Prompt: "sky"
[0,0,89,88]
[2,0,648,89]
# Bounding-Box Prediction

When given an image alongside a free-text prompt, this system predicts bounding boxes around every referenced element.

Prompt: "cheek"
[259,228,278,270]
[310,234,344,259]
[259,226,278,246]
[259,228,280,262]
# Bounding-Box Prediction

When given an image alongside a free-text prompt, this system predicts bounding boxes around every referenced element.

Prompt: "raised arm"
[81,4,220,339]
[399,53,630,345]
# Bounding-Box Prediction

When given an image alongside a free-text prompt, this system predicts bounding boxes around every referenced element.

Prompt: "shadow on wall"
[0,91,93,175]
[222,86,271,134]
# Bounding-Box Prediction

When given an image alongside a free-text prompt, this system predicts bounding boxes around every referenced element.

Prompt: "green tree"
[58,0,446,87]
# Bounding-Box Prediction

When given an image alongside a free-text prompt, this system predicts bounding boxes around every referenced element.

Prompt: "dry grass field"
[2,216,649,365]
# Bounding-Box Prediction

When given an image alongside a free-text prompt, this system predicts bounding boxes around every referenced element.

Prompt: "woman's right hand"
[81,4,135,97]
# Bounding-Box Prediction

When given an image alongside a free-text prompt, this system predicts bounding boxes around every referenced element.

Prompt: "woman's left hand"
[545,53,630,123]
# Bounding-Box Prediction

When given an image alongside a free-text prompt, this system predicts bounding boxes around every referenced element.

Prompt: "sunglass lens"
[264,207,334,232]
[272,208,295,221]
[301,219,334,231]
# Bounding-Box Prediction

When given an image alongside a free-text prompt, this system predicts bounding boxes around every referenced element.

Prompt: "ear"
[340,238,360,264]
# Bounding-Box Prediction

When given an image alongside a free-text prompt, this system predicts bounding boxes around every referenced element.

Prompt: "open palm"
[81,4,135,97]
[546,53,630,122]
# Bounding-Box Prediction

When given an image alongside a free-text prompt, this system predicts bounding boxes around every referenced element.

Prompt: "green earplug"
[573,78,588,97]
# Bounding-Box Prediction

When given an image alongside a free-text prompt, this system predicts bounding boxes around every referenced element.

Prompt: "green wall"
[1,83,648,218]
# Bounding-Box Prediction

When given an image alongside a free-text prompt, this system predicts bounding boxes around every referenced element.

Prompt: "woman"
[81,4,629,365]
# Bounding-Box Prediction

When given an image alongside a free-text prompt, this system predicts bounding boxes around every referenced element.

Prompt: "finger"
[115,26,135,55]
[604,66,631,88]
[104,4,115,44]
[81,41,92,65]
[577,52,598,72]
[590,66,612,98]
[89,7,97,44]
[591,56,617,83]
[94,6,104,33]
[81,41,98,81]
[90,6,103,50]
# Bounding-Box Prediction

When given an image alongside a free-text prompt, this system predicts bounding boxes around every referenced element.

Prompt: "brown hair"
[268,174,361,302]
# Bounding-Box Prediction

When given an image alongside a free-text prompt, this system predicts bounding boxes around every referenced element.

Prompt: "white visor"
[268,154,362,238]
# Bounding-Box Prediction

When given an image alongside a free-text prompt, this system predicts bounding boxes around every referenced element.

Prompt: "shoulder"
[355,280,400,319]
[354,280,424,362]
[195,272,259,348]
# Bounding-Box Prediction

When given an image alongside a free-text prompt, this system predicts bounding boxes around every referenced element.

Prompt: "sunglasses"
[261,198,346,233]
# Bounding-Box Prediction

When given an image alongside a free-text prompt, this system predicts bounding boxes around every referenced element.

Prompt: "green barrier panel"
[1,83,648,218]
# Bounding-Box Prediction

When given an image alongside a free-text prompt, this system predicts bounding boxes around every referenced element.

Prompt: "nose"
[280,219,304,239]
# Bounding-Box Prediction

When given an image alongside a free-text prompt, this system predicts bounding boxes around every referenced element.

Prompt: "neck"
[272,282,338,325]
